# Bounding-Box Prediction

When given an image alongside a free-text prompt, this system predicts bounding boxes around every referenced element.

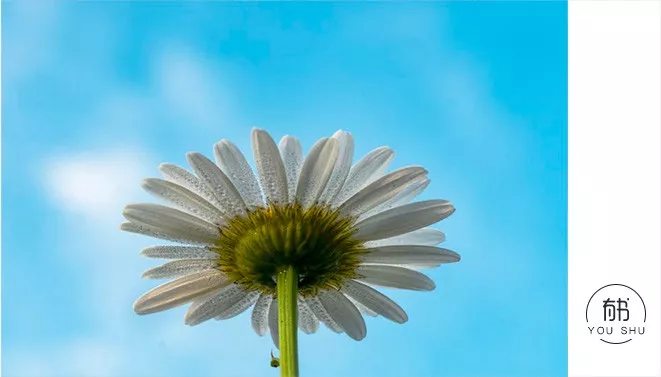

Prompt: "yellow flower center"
[212,203,367,296]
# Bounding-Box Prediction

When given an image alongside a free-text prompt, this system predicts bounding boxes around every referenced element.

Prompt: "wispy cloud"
[20,149,149,377]
[65,339,123,377]
[43,149,150,222]
[41,148,150,327]
[3,0,60,82]
[5,338,123,377]
[153,45,237,130]
[338,5,526,167]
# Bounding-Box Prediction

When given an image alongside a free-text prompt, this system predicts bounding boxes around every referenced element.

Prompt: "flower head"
[122,129,458,345]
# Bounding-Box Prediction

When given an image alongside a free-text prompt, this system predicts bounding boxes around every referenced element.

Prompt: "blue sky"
[2,2,567,377]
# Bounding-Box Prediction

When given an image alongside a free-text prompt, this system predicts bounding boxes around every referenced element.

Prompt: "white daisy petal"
[186,152,247,217]
[318,290,366,341]
[295,138,340,208]
[215,291,259,320]
[279,136,304,203]
[364,228,446,248]
[331,146,394,207]
[159,163,225,212]
[140,246,218,259]
[141,178,226,226]
[122,204,220,245]
[121,222,212,246]
[341,279,408,324]
[214,139,264,209]
[251,293,273,336]
[360,262,442,271]
[362,151,395,185]
[396,263,442,270]
[359,177,430,221]
[142,259,219,279]
[347,296,378,317]
[319,131,354,204]
[356,265,435,291]
[360,245,460,265]
[304,296,344,333]
[354,200,455,241]
[338,166,428,217]
[252,128,289,204]
[388,177,430,206]
[297,296,320,334]
[133,270,230,315]
[185,284,249,326]
[269,298,280,348]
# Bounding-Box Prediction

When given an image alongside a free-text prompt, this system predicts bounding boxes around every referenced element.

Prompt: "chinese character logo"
[603,298,629,321]
[586,284,646,344]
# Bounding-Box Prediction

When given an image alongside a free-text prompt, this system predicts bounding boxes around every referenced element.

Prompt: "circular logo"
[586,284,646,344]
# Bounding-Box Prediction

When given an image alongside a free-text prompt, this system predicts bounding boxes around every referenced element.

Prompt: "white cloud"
[44,149,150,222]
[24,147,154,375]
[42,147,154,331]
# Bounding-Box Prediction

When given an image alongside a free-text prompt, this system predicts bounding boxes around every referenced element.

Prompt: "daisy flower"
[121,129,459,376]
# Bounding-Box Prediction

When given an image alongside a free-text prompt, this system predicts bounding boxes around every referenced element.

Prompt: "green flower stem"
[277,265,299,377]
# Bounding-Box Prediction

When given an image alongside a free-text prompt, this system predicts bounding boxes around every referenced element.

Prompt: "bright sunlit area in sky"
[2,2,567,377]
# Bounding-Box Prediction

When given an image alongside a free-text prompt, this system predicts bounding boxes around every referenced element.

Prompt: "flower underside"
[213,202,366,296]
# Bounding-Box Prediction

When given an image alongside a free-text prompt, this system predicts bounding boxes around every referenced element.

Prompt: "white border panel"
[568,1,661,376]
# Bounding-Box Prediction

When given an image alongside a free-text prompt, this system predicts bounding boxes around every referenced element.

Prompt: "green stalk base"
[277,266,299,377]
